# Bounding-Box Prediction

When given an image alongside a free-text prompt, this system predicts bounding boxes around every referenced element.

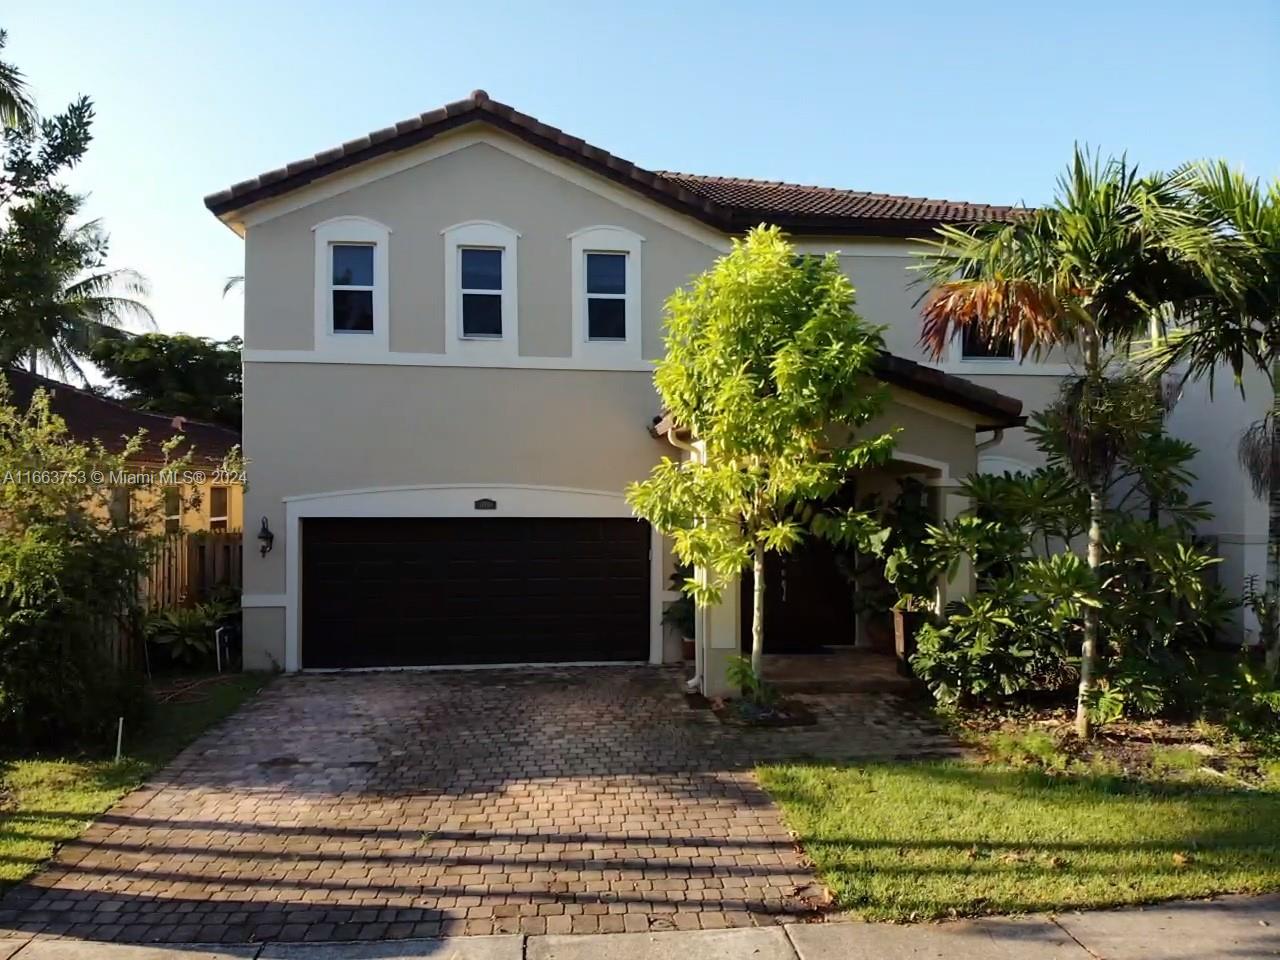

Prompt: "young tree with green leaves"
[915,148,1201,737]
[91,332,243,428]
[1147,163,1280,678]
[627,226,897,680]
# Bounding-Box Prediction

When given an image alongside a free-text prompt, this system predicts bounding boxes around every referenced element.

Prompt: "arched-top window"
[312,216,391,353]
[569,225,643,361]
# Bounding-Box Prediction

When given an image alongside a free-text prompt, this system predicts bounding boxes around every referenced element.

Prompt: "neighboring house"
[205,90,1251,689]
[2,368,244,534]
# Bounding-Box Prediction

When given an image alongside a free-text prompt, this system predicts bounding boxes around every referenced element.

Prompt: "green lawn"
[759,760,1280,921]
[0,672,271,891]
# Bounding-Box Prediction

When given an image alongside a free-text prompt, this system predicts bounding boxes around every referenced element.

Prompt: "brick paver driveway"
[1,668,955,944]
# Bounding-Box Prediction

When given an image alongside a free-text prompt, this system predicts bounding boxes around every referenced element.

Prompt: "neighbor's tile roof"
[656,172,1021,226]
[205,90,1024,237]
[3,368,241,467]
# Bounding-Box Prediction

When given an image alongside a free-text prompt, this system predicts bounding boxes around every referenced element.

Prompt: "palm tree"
[222,275,243,296]
[915,147,1200,737]
[1148,163,1280,678]
[1,218,154,380]
[0,30,36,130]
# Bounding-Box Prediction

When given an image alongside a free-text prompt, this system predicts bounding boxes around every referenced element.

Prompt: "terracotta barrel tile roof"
[205,90,1025,237]
[656,172,1023,225]
[2,369,241,468]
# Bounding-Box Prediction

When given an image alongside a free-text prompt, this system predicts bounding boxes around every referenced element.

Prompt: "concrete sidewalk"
[1,894,1276,959]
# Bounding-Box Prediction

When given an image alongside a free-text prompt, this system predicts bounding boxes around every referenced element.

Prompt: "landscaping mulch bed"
[955,706,1277,787]
[712,697,817,727]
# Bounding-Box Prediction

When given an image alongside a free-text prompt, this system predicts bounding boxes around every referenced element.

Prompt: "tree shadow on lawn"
[761,759,1280,920]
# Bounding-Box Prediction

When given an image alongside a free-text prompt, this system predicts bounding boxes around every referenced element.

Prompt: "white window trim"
[443,221,519,359]
[312,216,391,354]
[209,485,230,529]
[163,487,182,533]
[951,328,1020,365]
[570,226,643,362]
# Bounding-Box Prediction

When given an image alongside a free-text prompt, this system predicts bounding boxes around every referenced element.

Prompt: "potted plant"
[662,566,696,660]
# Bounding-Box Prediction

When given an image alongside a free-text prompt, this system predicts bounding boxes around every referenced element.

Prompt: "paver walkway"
[0,667,955,945]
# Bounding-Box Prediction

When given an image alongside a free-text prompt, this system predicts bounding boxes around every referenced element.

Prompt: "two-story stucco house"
[203,90,1104,692]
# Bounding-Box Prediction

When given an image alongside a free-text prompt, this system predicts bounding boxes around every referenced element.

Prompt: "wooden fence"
[141,529,243,609]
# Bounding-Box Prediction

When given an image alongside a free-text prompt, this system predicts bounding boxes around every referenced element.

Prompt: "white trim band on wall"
[242,593,287,608]
[281,484,662,673]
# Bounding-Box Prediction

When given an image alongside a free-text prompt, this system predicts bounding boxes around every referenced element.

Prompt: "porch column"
[932,483,974,611]
[698,571,741,698]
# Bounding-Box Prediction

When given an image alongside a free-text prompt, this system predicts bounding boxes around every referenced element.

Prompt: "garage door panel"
[301,517,650,668]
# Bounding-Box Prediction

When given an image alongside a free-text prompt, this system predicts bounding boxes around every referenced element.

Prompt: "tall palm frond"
[1147,161,1280,390]
[0,30,36,130]
[916,147,1199,364]
[222,275,244,297]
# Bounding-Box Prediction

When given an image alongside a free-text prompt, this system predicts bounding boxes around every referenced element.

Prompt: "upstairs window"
[960,327,1015,361]
[569,226,643,362]
[330,244,374,334]
[312,217,391,353]
[443,221,520,358]
[460,247,504,338]
[585,252,627,341]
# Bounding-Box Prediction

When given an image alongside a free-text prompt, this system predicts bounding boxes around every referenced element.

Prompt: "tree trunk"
[1076,486,1104,738]
[1075,332,1103,739]
[751,545,765,679]
[1266,362,1280,679]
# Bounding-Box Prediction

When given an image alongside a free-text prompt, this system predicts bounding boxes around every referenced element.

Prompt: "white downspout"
[976,427,1004,454]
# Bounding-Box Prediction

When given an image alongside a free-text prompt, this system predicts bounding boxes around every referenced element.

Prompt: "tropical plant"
[144,600,235,669]
[660,566,695,638]
[1144,163,1280,679]
[626,226,896,680]
[725,654,779,707]
[915,147,1203,736]
[0,30,35,130]
[912,386,1230,718]
[91,332,243,428]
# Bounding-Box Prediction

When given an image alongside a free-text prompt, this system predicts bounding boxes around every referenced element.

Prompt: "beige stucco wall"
[243,137,721,359]
[235,127,1042,667]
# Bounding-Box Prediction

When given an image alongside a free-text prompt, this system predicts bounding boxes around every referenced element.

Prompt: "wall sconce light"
[257,516,275,557]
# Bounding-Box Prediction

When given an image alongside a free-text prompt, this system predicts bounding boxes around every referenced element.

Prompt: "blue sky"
[8,1,1279,343]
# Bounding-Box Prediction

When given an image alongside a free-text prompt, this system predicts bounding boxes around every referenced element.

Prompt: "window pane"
[210,486,228,518]
[586,253,626,295]
[587,297,626,341]
[961,327,1014,359]
[332,244,373,286]
[462,293,503,337]
[333,289,374,332]
[461,248,502,290]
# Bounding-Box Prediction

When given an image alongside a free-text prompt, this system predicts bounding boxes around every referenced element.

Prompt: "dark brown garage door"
[301,517,651,668]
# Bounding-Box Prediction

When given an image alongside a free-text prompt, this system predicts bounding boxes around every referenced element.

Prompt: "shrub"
[0,384,200,751]
[144,601,234,670]
[910,391,1230,721]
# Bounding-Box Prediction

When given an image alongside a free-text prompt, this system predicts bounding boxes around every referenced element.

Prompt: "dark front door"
[301,517,650,668]
[740,538,857,654]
